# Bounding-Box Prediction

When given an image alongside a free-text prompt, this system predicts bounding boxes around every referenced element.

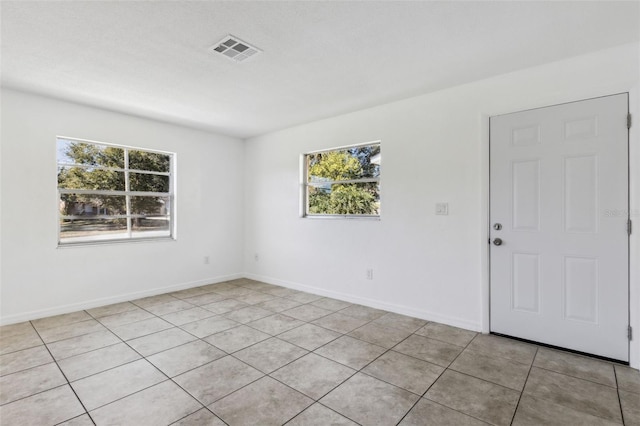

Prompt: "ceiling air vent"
[210,35,261,63]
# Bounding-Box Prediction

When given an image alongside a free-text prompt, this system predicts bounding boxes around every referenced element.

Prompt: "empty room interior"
[1,1,640,425]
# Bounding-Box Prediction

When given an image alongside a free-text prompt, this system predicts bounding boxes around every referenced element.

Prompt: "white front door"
[490,94,629,361]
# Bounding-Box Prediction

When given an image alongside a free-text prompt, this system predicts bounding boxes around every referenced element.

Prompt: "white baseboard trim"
[0,273,243,326]
[243,272,482,332]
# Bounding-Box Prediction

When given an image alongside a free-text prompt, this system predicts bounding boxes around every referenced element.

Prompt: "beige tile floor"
[1,278,639,426]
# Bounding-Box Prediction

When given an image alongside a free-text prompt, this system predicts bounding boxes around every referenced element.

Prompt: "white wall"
[0,89,245,324]
[243,42,640,366]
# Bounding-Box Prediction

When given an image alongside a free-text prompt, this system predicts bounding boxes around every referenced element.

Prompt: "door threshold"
[490,332,629,366]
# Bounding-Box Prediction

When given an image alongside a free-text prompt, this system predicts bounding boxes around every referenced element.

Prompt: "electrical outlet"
[435,202,449,215]
[204,256,210,264]
[366,269,374,280]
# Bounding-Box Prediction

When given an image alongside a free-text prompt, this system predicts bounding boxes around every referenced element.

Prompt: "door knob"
[493,238,503,246]
[493,223,502,230]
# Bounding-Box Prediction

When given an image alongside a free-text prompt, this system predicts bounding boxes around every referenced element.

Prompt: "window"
[303,142,380,217]
[57,137,174,245]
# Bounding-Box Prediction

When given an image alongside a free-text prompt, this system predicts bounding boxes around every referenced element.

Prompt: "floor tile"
[265,287,302,298]
[171,287,216,299]
[182,292,229,306]
[233,292,277,305]
[224,306,273,324]
[523,367,622,423]
[210,376,313,426]
[162,307,216,326]
[533,347,616,387]
[312,312,369,334]
[236,281,277,292]
[71,358,165,410]
[247,313,304,335]
[110,317,173,341]
[0,362,66,404]
[214,287,256,299]
[278,323,341,351]
[287,403,358,426]
[314,335,386,370]
[348,322,411,348]
[399,398,487,426]
[204,325,270,353]
[513,394,621,426]
[148,340,225,377]
[321,372,419,426]
[132,293,179,308]
[87,302,139,318]
[201,299,249,314]
[425,370,519,426]
[393,334,463,367]
[0,385,84,426]
[234,337,308,373]
[32,310,92,331]
[98,308,155,328]
[127,327,197,356]
[372,312,427,333]
[58,414,95,426]
[616,364,640,394]
[179,316,238,338]
[174,355,263,405]
[339,304,387,321]
[363,350,444,395]
[620,389,640,426]
[58,342,140,381]
[172,408,226,425]
[47,330,120,360]
[90,380,201,426]
[415,322,477,347]
[283,305,333,322]
[255,297,302,313]
[467,334,537,365]
[286,291,324,304]
[38,319,105,343]
[0,321,35,339]
[0,328,43,355]
[310,297,352,312]
[450,348,530,390]
[0,345,53,376]
[145,299,194,316]
[271,353,355,399]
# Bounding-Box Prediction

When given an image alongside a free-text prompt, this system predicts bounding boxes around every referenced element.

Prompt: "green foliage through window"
[305,143,380,216]
[57,138,174,244]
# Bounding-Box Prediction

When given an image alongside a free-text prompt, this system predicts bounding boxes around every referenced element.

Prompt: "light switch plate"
[435,203,448,215]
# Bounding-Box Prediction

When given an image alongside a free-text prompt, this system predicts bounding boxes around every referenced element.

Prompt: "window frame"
[56,136,176,246]
[301,141,381,219]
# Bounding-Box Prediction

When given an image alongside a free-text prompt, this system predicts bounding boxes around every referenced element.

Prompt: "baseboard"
[243,272,482,332]
[0,273,243,326]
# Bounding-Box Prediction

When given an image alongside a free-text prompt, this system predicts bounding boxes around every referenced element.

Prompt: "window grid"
[57,137,175,245]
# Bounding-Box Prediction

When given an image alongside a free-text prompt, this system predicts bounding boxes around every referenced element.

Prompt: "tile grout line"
[507,345,538,425]
[29,320,98,426]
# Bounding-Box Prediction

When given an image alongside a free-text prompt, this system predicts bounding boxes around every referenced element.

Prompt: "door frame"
[480,88,639,369]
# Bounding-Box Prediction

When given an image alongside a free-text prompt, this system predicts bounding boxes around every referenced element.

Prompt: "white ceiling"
[1,1,638,139]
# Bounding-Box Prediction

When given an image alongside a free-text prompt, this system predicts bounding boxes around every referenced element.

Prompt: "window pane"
[59,218,128,243]
[307,144,380,182]
[129,173,169,192]
[130,196,170,216]
[57,139,124,168]
[58,166,125,191]
[308,182,380,215]
[59,194,126,216]
[129,150,171,173]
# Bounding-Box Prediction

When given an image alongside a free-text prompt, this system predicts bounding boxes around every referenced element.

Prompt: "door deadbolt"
[493,223,502,230]
[493,238,503,246]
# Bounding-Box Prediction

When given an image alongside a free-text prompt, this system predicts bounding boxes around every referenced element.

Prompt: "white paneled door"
[490,94,629,361]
